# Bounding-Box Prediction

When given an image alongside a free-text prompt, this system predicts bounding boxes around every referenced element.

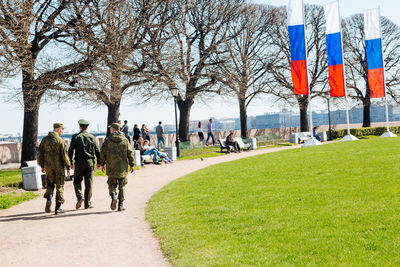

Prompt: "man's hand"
[101,165,105,172]
[71,165,74,170]
[67,169,71,176]
[41,168,45,173]
[129,166,134,173]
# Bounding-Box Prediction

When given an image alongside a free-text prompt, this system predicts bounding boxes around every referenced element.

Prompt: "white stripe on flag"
[287,0,304,26]
[364,8,381,40]
[324,1,340,34]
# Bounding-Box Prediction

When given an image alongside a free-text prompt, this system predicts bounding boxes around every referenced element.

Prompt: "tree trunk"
[362,81,371,127]
[298,96,309,132]
[239,98,248,139]
[20,70,43,164]
[177,98,194,142]
[106,102,121,136]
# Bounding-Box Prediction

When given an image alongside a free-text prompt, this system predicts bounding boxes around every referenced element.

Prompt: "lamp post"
[327,97,333,140]
[170,87,181,157]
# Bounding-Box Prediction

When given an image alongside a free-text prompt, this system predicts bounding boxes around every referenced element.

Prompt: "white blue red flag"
[287,0,309,95]
[364,8,385,98]
[324,2,345,97]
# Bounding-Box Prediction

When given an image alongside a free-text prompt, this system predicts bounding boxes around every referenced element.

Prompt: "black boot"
[110,193,117,210]
[118,201,125,212]
[45,195,52,213]
[76,197,84,209]
[55,202,64,215]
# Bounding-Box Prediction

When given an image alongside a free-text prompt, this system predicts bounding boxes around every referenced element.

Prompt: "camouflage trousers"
[43,168,65,204]
[73,160,94,207]
[107,177,127,201]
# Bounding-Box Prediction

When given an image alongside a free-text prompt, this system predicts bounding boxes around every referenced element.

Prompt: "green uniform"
[37,132,71,204]
[68,130,100,207]
[99,132,134,201]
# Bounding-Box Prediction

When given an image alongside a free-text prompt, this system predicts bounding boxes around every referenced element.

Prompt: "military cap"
[53,123,65,129]
[78,119,90,126]
[108,122,121,131]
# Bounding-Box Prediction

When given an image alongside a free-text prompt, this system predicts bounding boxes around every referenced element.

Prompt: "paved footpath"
[0,145,299,267]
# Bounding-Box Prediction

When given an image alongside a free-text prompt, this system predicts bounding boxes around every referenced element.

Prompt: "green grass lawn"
[147,138,400,266]
[0,191,38,209]
[0,169,22,187]
[178,145,223,160]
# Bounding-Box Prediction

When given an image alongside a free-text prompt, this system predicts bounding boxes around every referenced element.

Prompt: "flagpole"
[378,6,396,138]
[338,0,358,141]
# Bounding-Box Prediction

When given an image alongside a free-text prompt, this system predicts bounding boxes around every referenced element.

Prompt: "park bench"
[218,139,234,153]
[134,150,154,166]
[234,137,251,150]
[289,132,312,144]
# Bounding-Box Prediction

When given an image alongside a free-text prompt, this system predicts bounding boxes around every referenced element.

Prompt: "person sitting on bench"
[226,132,241,153]
[143,140,171,164]
[313,126,321,141]
[135,137,161,165]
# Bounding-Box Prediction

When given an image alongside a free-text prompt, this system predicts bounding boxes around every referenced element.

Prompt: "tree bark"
[362,81,371,127]
[106,102,121,136]
[238,98,248,139]
[177,98,194,142]
[20,69,43,164]
[298,96,309,132]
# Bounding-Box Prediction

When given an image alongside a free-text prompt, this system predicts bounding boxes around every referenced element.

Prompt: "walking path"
[0,145,299,267]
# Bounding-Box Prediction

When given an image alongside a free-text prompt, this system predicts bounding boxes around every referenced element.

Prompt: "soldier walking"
[98,123,134,211]
[68,119,100,210]
[37,123,71,215]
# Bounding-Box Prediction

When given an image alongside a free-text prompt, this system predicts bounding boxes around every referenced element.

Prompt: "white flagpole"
[337,0,358,141]
[301,1,321,147]
[378,7,396,138]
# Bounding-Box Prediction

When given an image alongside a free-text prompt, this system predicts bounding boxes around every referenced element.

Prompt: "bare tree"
[214,4,276,139]
[56,0,169,135]
[0,1,97,163]
[142,0,244,141]
[343,14,400,127]
[264,5,328,132]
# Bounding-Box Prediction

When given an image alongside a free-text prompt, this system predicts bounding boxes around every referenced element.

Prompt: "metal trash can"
[21,165,43,190]
[165,146,177,161]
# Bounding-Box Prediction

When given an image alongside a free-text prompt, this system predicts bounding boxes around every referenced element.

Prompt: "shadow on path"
[0,210,114,222]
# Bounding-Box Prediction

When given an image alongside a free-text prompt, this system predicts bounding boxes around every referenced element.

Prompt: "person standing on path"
[121,120,131,144]
[206,118,215,146]
[197,121,204,143]
[132,124,141,144]
[68,119,100,210]
[37,123,71,215]
[99,123,135,211]
[155,121,165,150]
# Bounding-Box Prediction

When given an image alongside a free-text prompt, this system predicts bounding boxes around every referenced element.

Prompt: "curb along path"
[0,145,300,267]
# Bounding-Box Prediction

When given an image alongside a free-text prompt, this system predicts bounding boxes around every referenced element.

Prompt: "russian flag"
[324,2,345,97]
[364,8,385,98]
[287,0,309,95]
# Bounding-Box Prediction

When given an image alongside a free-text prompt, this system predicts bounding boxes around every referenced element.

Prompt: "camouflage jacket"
[68,131,100,164]
[99,132,134,178]
[37,132,71,170]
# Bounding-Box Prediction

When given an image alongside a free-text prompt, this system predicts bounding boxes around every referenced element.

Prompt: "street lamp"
[170,87,181,157]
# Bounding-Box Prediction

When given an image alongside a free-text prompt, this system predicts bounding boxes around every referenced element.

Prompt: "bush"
[328,126,400,139]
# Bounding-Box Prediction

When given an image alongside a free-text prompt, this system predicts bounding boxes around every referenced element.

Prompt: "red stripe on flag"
[368,68,385,98]
[291,60,309,95]
[328,64,345,97]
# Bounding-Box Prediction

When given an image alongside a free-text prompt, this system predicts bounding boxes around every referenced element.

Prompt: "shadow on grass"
[0,210,114,222]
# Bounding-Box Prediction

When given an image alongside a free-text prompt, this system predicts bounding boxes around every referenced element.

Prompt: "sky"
[1,0,399,135]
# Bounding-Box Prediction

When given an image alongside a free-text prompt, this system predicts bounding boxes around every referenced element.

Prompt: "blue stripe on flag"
[366,38,383,69]
[326,32,343,66]
[288,25,306,61]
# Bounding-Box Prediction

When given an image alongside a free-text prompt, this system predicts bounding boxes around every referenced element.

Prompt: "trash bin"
[250,138,257,150]
[165,146,177,161]
[134,150,142,166]
[21,165,43,190]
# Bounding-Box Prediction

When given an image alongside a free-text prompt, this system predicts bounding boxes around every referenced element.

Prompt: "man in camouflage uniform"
[37,123,71,215]
[68,119,100,210]
[99,123,134,211]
